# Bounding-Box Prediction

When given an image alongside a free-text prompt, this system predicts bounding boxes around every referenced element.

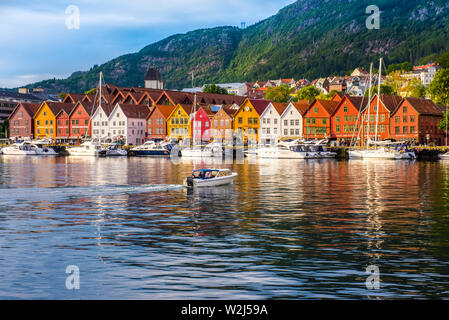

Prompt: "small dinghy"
[184,169,237,188]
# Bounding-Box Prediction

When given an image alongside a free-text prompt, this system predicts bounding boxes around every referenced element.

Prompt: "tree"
[436,51,449,69]
[265,84,294,102]
[364,84,396,97]
[428,69,449,106]
[0,119,9,139]
[203,83,228,95]
[439,108,449,131]
[296,85,321,103]
[85,88,96,95]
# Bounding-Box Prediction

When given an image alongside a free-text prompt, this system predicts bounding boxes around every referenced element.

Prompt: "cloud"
[0,0,295,88]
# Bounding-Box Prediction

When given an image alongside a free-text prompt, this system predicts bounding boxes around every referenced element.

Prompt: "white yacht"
[104,143,128,156]
[181,142,222,158]
[258,139,321,159]
[67,140,107,156]
[1,141,58,156]
[184,169,237,188]
[131,141,176,157]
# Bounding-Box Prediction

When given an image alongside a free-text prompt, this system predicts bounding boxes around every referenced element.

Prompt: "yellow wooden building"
[166,104,193,140]
[33,102,75,139]
[232,98,271,142]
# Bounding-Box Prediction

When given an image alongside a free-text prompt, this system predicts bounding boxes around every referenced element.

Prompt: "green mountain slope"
[26,0,449,92]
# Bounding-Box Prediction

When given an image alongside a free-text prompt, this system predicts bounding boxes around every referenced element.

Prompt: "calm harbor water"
[0,155,449,299]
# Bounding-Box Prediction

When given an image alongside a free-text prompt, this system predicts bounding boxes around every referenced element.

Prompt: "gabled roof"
[63,93,85,104]
[307,99,339,116]
[150,105,176,120]
[43,102,75,117]
[8,103,40,120]
[247,99,272,116]
[93,103,115,117]
[115,104,151,119]
[345,96,366,111]
[69,101,95,117]
[289,100,310,116]
[375,94,403,113]
[269,102,288,116]
[401,97,444,116]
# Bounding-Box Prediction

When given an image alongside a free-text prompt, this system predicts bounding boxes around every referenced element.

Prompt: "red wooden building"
[362,94,402,141]
[192,106,214,142]
[390,97,444,145]
[303,99,339,139]
[55,109,71,142]
[8,103,40,138]
[69,101,93,139]
[146,105,175,140]
[331,96,365,141]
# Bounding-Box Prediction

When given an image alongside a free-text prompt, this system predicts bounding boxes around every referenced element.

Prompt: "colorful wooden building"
[55,109,71,142]
[166,104,193,140]
[211,106,235,140]
[331,96,365,142]
[390,97,444,145]
[146,105,175,140]
[34,102,74,140]
[362,95,402,141]
[233,99,271,143]
[192,106,214,142]
[69,101,94,139]
[8,103,40,138]
[303,99,339,139]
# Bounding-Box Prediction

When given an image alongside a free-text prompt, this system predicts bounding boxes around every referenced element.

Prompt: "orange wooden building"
[331,96,365,141]
[362,95,402,141]
[303,99,339,139]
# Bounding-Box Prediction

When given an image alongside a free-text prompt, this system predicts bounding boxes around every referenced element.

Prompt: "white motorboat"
[258,140,321,159]
[183,169,237,188]
[104,144,128,156]
[181,142,222,158]
[67,140,107,156]
[439,152,449,160]
[1,141,58,155]
[131,141,176,157]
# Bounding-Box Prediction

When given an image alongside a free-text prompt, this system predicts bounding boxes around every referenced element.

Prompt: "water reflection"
[0,156,449,299]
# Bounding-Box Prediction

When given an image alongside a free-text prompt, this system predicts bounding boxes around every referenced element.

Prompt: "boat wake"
[0,184,184,205]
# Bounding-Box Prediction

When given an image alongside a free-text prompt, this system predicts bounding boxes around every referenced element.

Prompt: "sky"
[0,0,295,88]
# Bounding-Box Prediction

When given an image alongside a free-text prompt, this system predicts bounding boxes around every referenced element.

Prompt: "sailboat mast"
[366,63,373,150]
[374,58,382,145]
[193,92,197,146]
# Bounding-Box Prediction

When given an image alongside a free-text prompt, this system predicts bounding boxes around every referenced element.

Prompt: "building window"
[410,115,415,123]
[403,116,408,123]
[343,106,348,113]
[284,120,288,126]
[336,116,340,123]
[403,126,408,134]
[403,107,407,113]
[322,119,327,125]
[314,107,319,113]
[336,125,340,132]
[410,126,416,134]
[238,117,242,124]
[395,126,400,134]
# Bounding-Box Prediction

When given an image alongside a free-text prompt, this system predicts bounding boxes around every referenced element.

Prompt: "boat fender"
[186,176,194,187]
